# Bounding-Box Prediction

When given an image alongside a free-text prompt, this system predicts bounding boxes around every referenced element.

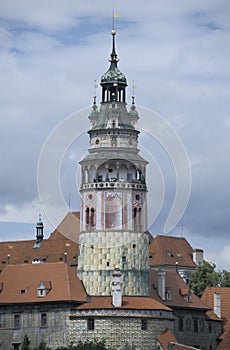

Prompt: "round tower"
[77,30,150,296]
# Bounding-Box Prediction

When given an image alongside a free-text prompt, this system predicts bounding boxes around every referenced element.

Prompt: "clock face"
[95,139,100,145]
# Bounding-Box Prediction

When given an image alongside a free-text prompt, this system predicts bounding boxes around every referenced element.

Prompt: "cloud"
[0,0,230,268]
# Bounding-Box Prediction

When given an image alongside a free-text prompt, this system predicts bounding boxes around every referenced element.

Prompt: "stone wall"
[173,309,221,350]
[0,303,70,350]
[78,231,150,296]
[69,309,175,350]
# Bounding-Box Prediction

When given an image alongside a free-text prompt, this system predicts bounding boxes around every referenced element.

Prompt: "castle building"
[77,29,149,297]
[0,30,225,350]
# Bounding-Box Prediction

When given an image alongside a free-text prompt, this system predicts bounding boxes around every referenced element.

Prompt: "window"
[87,317,95,331]
[0,313,5,329]
[90,208,95,226]
[208,323,212,333]
[193,318,198,333]
[41,313,47,327]
[166,288,172,301]
[178,317,184,331]
[86,208,90,226]
[13,314,20,329]
[141,319,148,330]
[13,345,20,350]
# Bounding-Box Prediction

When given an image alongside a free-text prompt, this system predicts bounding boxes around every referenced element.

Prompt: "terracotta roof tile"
[149,235,196,268]
[75,296,172,311]
[157,328,177,350]
[0,212,80,270]
[150,270,210,310]
[0,262,87,303]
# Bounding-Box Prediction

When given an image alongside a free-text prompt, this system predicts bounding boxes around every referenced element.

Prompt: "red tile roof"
[157,328,177,350]
[0,212,80,270]
[0,262,87,303]
[202,287,230,350]
[75,296,172,311]
[150,270,211,311]
[149,235,196,268]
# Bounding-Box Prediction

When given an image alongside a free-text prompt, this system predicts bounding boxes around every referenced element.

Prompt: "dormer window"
[37,281,52,297]
[166,288,172,301]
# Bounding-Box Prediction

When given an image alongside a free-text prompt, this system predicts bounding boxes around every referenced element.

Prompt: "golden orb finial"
[111,29,116,36]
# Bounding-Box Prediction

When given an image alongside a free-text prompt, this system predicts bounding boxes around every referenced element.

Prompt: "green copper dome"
[101,67,127,84]
[100,30,127,86]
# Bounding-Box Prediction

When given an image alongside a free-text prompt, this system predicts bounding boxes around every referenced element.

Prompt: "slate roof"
[201,287,230,350]
[0,262,87,304]
[149,235,196,269]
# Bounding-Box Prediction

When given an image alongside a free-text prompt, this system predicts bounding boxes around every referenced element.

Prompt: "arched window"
[138,208,142,226]
[86,208,90,226]
[91,208,95,227]
[133,208,137,226]
[118,165,127,181]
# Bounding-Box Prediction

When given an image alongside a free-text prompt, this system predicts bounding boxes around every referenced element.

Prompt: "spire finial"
[93,80,98,104]
[132,80,137,104]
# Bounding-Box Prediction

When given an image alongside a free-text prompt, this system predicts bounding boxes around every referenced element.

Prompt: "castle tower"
[77,30,150,296]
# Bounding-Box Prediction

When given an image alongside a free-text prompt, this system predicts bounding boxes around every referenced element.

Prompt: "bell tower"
[77,30,150,296]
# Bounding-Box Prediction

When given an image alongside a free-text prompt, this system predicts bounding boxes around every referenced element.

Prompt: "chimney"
[193,249,204,265]
[158,269,166,300]
[214,292,221,318]
[111,267,123,307]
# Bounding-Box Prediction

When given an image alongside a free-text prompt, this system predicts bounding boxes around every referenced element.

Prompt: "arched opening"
[138,208,142,229]
[97,165,107,182]
[128,166,136,182]
[107,164,117,181]
[84,169,89,183]
[89,165,96,182]
[133,207,137,226]
[86,208,90,227]
[118,165,127,181]
[91,208,95,227]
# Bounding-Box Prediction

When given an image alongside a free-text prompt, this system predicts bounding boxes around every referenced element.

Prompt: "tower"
[77,30,150,296]
[36,215,44,241]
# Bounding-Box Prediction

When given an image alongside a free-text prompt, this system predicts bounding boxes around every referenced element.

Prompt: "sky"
[0,0,230,270]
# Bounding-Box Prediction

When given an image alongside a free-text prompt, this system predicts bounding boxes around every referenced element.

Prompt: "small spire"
[109,29,119,67]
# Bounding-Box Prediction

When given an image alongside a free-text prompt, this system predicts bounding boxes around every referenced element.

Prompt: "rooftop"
[202,287,230,350]
[157,328,177,350]
[149,235,196,269]
[0,262,87,304]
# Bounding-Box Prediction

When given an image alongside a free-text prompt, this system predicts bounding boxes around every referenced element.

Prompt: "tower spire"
[110,29,118,68]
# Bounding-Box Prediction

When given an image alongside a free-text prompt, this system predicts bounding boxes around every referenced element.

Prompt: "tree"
[21,335,31,350]
[190,261,220,297]
[219,269,230,287]
[190,261,230,297]
[55,339,109,350]
[33,342,51,350]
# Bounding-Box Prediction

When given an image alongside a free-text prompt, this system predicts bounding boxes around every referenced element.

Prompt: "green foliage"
[55,339,109,350]
[190,261,230,297]
[21,335,31,350]
[33,342,51,350]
